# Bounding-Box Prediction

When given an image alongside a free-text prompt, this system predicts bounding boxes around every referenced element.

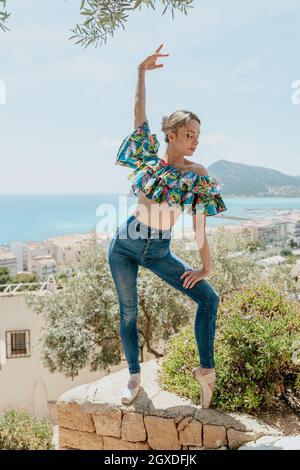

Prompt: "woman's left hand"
[180,268,210,289]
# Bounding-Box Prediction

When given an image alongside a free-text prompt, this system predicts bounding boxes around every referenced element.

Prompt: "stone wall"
[56,359,283,450]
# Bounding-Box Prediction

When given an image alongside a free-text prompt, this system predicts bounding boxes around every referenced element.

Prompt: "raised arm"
[134,43,170,130]
[134,67,147,129]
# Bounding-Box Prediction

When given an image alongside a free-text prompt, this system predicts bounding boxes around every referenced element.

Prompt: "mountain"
[207,160,300,197]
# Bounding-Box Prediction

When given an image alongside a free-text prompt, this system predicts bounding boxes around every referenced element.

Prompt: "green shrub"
[0,409,53,450]
[158,281,300,413]
[280,248,292,257]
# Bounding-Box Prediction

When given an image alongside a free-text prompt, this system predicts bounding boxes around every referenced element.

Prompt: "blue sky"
[0,0,300,194]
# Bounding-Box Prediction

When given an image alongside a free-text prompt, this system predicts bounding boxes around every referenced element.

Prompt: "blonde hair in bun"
[161,110,201,144]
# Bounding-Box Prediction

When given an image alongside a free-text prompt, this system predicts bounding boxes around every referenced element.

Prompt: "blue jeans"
[108,214,220,374]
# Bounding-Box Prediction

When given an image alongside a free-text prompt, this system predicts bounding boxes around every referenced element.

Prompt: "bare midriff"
[132,192,183,230]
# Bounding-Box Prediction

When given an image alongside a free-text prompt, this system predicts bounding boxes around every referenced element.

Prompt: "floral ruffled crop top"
[115,120,228,217]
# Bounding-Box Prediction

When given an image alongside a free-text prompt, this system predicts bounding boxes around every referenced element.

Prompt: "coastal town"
[0,211,300,284]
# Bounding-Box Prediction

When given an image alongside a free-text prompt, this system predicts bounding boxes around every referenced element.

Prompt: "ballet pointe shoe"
[121,372,141,405]
[192,367,216,409]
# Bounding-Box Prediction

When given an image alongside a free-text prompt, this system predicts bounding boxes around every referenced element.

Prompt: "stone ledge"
[56,359,283,450]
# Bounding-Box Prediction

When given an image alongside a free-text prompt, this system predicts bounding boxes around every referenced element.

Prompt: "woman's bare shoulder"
[184,160,208,176]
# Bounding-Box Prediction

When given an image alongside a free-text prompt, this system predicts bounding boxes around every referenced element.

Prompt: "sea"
[0,194,300,245]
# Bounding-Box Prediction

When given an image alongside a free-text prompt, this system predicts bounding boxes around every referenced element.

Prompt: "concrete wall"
[0,293,132,423]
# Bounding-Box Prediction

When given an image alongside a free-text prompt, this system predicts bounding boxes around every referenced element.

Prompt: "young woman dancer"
[108,44,227,408]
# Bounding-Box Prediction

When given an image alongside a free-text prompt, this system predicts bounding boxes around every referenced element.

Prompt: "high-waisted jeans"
[108,214,220,374]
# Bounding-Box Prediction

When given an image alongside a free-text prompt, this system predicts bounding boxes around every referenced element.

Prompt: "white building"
[240,219,288,244]
[0,248,17,276]
[0,279,155,423]
[284,213,300,244]
[5,233,96,280]
[31,255,56,279]
[0,283,132,423]
[9,241,29,272]
[27,241,55,273]
[255,221,288,244]
[48,233,94,272]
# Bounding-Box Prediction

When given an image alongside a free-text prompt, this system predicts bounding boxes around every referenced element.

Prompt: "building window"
[6,330,30,358]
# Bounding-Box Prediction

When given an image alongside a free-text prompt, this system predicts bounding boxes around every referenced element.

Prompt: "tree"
[280,248,292,257]
[245,239,266,252]
[25,235,191,379]
[11,272,39,284]
[0,0,10,32]
[0,0,194,47]
[0,266,12,285]
[70,0,194,48]
[289,239,296,248]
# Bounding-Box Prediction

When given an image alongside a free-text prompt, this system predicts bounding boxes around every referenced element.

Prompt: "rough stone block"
[227,428,264,449]
[103,435,150,450]
[59,427,103,450]
[121,413,146,442]
[92,408,122,437]
[57,402,95,432]
[178,419,202,447]
[144,415,181,450]
[203,424,227,449]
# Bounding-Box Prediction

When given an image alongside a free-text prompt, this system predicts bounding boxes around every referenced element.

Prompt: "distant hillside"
[208,160,300,197]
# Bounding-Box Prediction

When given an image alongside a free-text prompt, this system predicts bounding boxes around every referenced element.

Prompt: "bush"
[158,281,300,413]
[12,273,39,283]
[0,409,53,450]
